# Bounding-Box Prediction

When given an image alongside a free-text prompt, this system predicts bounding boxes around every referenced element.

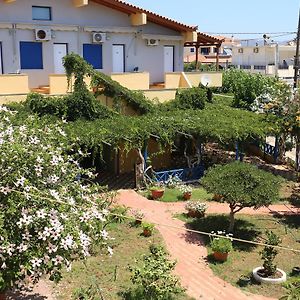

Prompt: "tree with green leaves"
[201,162,282,232]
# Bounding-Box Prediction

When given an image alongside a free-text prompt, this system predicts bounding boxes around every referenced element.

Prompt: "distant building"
[184,36,241,68]
[232,42,296,84]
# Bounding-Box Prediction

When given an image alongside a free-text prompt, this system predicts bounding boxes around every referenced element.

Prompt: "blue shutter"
[20,42,43,69]
[83,44,103,69]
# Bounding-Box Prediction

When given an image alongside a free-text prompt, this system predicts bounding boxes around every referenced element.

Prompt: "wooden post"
[195,44,199,71]
[216,45,220,71]
[143,140,148,169]
[235,141,239,161]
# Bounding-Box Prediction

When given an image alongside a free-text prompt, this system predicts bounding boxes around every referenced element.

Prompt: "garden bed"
[177,213,300,299]
[55,221,193,300]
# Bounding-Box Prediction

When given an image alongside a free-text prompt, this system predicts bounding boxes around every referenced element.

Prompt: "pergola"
[184,32,225,71]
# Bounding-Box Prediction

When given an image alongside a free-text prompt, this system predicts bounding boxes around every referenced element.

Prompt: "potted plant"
[165,175,182,189]
[253,231,287,284]
[142,222,155,237]
[150,185,165,200]
[185,201,207,218]
[179,185,192,200]
[210,231,233,262]
[132,209,145,225]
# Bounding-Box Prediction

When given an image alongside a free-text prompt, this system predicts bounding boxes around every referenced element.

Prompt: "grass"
[177,213,300,299]
[55,221,193,300]
[141,186,212,203]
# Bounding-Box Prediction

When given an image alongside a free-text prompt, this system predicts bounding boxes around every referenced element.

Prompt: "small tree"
[201,162,281,232]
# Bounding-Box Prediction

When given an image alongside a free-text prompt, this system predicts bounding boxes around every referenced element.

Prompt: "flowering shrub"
[210,231,233,253]
[185,201,207,215]
[165,175,182,189]
[0,107,112,292]
[179,185,192,194]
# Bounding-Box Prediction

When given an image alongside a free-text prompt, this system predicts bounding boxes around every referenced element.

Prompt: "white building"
[0,0,197,89]
[232,43,296,83]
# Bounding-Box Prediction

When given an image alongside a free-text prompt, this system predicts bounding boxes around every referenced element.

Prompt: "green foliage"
[174,87,207,110]
[91,72,155,114]
[221,69,279,110]
[260,231,281,276]
[109,205,128,223]
[201,162,281,209]
[72,282,102,300]
[210,233,233,253]
[142,222,155,232]
[184,62,217,72]
[281,278,300,300]
[129,245,184,300]
[25,92,113,121]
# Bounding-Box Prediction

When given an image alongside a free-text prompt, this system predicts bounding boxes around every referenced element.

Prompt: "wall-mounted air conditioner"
[92,32,106,43]
[35,28,52,41]
[147,39,159,46]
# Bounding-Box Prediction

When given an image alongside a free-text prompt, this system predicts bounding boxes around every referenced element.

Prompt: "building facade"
[0,0,197,88]
[232,43,296,83]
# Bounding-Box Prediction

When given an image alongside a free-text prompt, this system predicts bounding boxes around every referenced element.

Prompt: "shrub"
[129,245,184,300]
[174,87,207,110]
[281,278,300,300]
[109,205,128,223]
[260,231,281,276]
[185,201,207,217]
[210,231,233,253]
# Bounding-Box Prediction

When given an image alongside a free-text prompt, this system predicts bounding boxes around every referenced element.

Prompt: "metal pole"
[293,8,300,89]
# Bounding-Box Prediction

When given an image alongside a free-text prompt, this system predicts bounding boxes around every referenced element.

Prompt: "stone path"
[116,189,300,300]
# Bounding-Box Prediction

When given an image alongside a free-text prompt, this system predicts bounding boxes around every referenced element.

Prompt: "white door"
[112,45,125,73]
[0,43,3,74]
[164,46,174,73]
[54,44,67,74]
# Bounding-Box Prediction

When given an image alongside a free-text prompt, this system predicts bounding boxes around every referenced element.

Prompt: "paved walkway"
[116,190,300,300]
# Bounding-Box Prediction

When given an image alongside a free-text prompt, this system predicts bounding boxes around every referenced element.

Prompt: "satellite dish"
[200,75,211,87]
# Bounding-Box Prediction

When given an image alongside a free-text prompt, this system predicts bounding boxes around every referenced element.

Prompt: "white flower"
[17,243,28,253]
[31,258,43,269]
[46,243,58,254]
[101,230,109,240]
[29,136,40,145]
[52,255,63,266]
[107,246,113,257]
[49,189,60,200]
[36,209,47,219]
[60,235,74,250]
[15,176,26,187]
[48,175,59,184]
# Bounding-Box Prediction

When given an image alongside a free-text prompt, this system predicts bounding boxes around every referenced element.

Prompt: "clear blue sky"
[127,0,299,41]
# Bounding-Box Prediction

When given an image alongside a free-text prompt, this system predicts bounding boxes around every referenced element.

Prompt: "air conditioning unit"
[147,39,159,46]
[35,29,52,41]
[238,48,243,53]
[253,47,259,53]
[92,32,106,43]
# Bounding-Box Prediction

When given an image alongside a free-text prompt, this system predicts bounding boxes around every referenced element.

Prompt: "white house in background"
[0,0,197,89]
[232,43,296,84]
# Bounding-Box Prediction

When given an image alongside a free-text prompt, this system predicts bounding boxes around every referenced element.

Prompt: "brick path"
[116,189,298,300]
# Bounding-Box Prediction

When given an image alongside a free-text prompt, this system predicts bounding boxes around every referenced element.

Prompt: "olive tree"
[201,162,282,232]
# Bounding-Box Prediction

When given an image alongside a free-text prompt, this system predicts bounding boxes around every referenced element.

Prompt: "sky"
[126,0,299,42]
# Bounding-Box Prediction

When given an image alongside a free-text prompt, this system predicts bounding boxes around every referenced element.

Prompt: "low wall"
[0,74,29,95]
[111,72,150,90]
[185,72,223,87]
[165,72,191,89]
[143,89,177,103]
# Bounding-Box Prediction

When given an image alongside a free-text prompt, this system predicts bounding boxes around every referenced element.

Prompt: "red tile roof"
[91,0,198,32]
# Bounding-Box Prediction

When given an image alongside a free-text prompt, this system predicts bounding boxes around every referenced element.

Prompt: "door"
[112,44,125,73]
[54,43,68,74]
[164,46,174,73]
[0,43,3,74]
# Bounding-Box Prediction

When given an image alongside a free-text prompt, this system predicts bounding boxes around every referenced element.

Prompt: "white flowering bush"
[164,175,182,189]
[0,107,112,292]
[179,185,192,194]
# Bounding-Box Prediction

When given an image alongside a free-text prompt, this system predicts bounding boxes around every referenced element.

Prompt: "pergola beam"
[3,0,16,3]
[73,0,88,7]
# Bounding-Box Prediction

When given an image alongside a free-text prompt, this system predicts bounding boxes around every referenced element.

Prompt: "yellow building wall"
[0,74,29,95]
[0,94,27,104]
[111,72,150,90]
[165,73,181,89]
[143,89,177,103]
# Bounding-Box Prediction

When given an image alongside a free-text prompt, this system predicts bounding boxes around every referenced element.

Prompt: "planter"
[292,266,300,276]
[151,189,164,199]
[143,229,152,237]
[0,292,5,300]
[187,210,205,218]
[239,275,251,287]
[252,267,287,284]
[213,251,229,262]
[183,192,192,200]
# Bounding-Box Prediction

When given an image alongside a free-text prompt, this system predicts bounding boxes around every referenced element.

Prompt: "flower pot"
[183,192,192,200]
[187,210,205,218]
[239,275,251,287]
[0,292,6,300]
[292,266,300,276]
[252,267,287,284]
[151,189,164,199]
[143,229,152,237]
[213,251,228,262]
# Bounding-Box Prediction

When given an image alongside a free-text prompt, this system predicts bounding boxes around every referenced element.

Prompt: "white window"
[32,6,52,21]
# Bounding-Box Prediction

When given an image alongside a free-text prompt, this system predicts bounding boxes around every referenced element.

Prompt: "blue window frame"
[20,42,43,69]
[83,44,103,69]
[32,6,52,21]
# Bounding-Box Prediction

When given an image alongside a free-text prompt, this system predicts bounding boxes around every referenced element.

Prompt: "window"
[32,6,52,21]
[190,48,195,53]
[83,44,103,69]
[254,65,266,70]
[240,65,251,70]
[200,47,209,55]
[20,42,43,69]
